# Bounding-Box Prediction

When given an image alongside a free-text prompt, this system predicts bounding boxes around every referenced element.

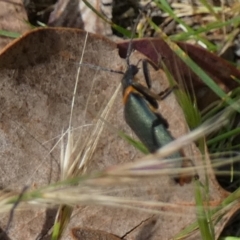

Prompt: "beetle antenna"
[125,11,142,66]
[125,1,153,66]
[78,62,124,74]
[125,27,135,66]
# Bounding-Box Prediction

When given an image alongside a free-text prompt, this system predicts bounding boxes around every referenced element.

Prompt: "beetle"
[121,51,198,184]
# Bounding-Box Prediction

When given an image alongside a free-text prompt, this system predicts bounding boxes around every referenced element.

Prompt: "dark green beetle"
[121,58,198,184]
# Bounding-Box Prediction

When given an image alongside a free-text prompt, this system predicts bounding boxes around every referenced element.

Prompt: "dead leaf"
[0,27,233,239]
[0,0,30,51]
[0,26,127,239]
[71,227,121,240]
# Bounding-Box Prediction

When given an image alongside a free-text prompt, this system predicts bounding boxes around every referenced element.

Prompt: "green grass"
[0,30,20,38]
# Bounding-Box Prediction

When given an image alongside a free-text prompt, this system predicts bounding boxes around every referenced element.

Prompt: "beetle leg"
[142,59,159,89]
[142,59,178,101]
[158,85,178,100]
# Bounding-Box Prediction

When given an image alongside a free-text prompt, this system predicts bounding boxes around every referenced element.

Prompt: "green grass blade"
[0,30,20,38]
[195,180,214,240]
[118,131,149,154]
[161,61,201,129]
[207,127,240,146]
[220,237,240,240]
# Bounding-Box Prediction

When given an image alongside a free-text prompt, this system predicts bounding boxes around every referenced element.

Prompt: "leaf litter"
[0,27,238,239]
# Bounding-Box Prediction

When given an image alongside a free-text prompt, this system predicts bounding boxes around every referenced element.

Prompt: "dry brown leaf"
[71,227,121,240]
[0,0,30,51]
[0,27,234,239]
